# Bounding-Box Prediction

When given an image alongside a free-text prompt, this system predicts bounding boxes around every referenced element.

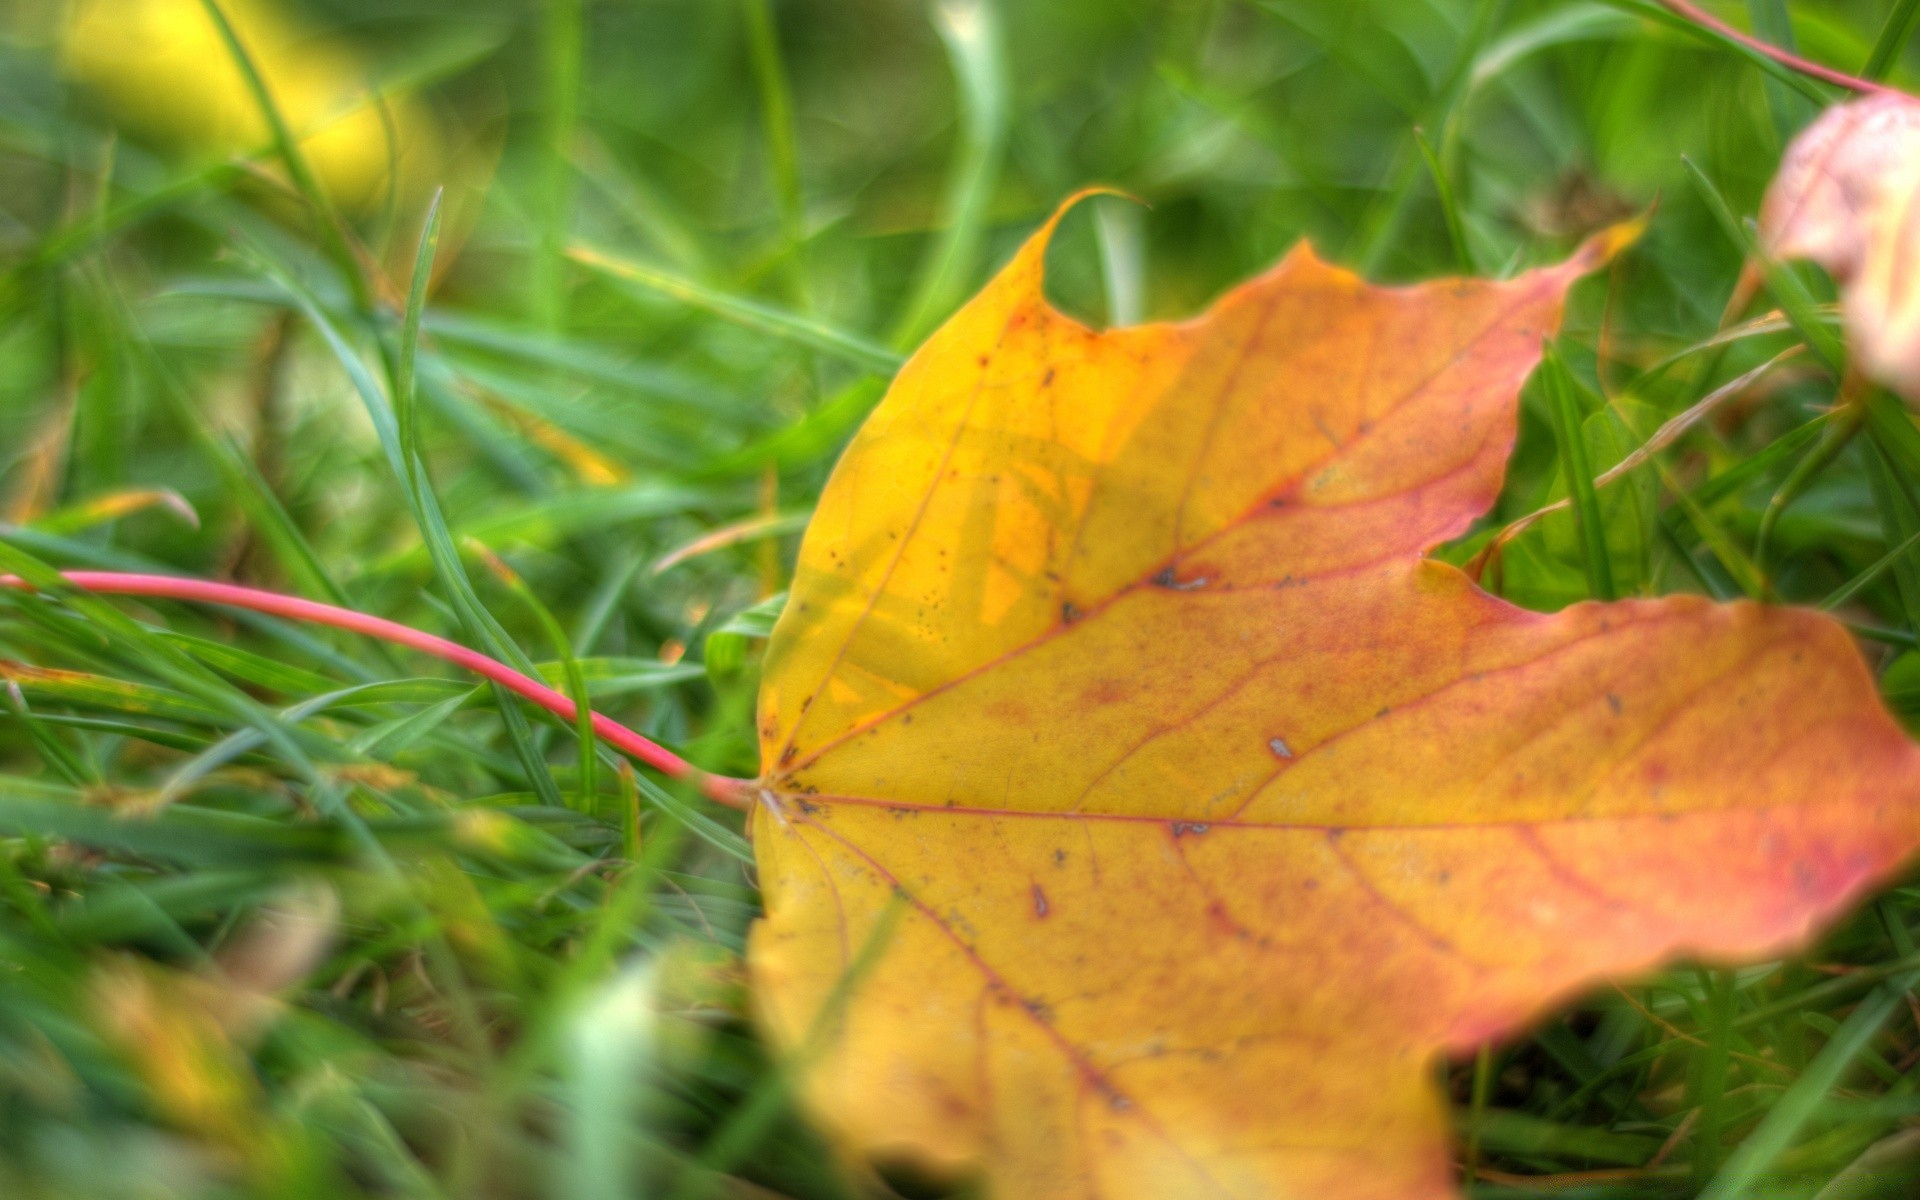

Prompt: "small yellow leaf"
[63,0,440,210]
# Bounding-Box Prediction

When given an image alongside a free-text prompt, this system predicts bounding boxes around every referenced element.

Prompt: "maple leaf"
[748,198,1920,1200]
[1760,91,1920,400]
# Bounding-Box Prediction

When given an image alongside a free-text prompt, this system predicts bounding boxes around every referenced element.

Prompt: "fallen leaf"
[749,199,1920,1199]
[1760,92,1920,399]
[64,0,424,207]
[59,0,497,240]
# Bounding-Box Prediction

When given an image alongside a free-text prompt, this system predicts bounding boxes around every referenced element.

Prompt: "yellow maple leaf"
[748,198,1920,1198]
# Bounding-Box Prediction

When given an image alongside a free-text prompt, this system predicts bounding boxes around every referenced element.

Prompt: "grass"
[3,0,1920,1195]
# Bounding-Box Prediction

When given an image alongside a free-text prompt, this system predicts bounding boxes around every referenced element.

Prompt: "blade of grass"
[668,891,908,1200]
[1744,0,1816,144]
[349,686,479,760]
[533,0,582,331]
[0,781,337,867]
[160,632,340,695]
[632,771,750,863]
[110,277,362,612]
[1663,466,1767,599]
[651,513,807,575]
[1865,434,1920,633]
[397,191,444,467]
[1699,965,1920,1198]
[1755,405,1862,592]
[1634,309,1835,385]
[195,0,372,313]
[0,161,246,317]
[891,0,1009,347]
[1864,0,1920,79]
[153,685,396,809]
[741,0,809,308]
[1693,971,1738,1181]
[1689,415,1830,512]
[1487,350,1803,552]
[572,549,646,656]
[1464,1044,1495,1185]
[1414,125,1474,274]
[1865,387,1920,477]
[1544,344,1616,601]
[1682,155,1843,372]
[250,227,567,808]
[3,686,95,787]
[1862,393,1920,638]
[1823,529,1920,612]
[467,540,598,812]
[568,244,901,372]
[1350,0,1504,274]
[1468,5,1638,98]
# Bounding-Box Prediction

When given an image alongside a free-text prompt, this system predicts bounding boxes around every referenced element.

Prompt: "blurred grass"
[2,0,1920,1196]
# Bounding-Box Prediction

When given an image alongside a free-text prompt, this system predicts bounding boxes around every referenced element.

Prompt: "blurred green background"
[4,0,1920,1196]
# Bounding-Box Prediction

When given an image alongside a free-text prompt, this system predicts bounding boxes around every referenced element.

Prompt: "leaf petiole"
[0,571,753,810]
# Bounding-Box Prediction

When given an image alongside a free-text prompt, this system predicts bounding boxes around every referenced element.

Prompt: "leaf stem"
[1649,0,1895,94]
[0,571,754,810]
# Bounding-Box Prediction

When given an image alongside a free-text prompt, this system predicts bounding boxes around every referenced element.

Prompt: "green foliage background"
[3,0,1920,1196]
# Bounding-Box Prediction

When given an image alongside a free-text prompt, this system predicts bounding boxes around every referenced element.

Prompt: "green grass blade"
[534,0,582,331]
[1468,5,1638,96]
[1864,0,1920,79]
[633,774,750,865]
[195,0,372,312]
[1745,0,1817,143]
[1755,406,1862,589]
[1693,971,1739,1180]
[1543,345,1616,601]
[470,543,598,811]
[1820,529,1920,611]
[669,892,908,1200]
[741,0,809,308]
[569,244,901,371]
[1865,428,1920,633]
[109,281,361,611]
[2,687,95,787]
[398,190,445,470]
[1348,0,1503,274]
[1700,961,1920,1199]
[159,632,341,695]
[246,242,566,807]
[1414,125,1473,273]
[1686,415,1829,511]
[891,0,1010,347]
[1682,155,1844,371]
